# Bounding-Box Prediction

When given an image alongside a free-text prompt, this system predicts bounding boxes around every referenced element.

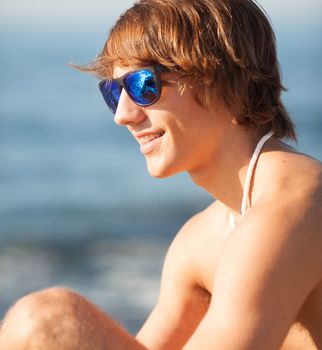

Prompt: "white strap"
[230,131,273,230]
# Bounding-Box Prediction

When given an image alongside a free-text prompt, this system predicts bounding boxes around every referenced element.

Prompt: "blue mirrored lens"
[99,80,121,114]
[124,69,159,105]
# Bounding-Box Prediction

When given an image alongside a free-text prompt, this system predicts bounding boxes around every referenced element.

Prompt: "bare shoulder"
[221,149,322,299]
[257,143,322,238]
[244,147,322,265]
[183,199,227,227]
[263,141,322,195]
[272,149,322,234]
[157,199,233,300]
[184,198,236,240]
[165,200,228,271]
[136,201,228,349]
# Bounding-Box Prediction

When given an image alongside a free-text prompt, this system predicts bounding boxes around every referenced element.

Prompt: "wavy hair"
[79,0,296,140]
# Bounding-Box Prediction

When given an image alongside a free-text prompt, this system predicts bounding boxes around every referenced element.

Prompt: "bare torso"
[137,146,322,349]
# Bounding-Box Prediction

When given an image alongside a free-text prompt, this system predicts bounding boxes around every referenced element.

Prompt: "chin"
[147,166,174,179]
[145,157,181,179]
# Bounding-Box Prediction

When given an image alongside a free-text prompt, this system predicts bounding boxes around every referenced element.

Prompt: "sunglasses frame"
[99,65,167,114]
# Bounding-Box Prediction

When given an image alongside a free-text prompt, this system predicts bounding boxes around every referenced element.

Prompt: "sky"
[1,0,321,28]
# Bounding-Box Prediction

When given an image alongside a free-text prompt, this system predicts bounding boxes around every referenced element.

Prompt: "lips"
[135,130,165,154]
[139,132,164,144]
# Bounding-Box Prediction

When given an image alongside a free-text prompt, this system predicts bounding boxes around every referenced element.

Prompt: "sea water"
[0,20,321,333]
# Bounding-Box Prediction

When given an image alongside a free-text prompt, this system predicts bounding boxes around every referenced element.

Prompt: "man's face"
[112,65,231,179]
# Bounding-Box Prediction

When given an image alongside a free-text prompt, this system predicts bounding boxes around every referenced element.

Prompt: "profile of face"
[108,65,232,179]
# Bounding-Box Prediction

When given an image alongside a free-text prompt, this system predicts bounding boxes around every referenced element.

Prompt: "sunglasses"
[98,65,173,115]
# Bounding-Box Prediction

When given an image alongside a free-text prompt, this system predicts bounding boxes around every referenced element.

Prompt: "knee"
[2,286,83,325]
[0,287,89,349]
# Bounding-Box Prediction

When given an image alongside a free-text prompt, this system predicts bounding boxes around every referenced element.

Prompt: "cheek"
[158,87,218,145]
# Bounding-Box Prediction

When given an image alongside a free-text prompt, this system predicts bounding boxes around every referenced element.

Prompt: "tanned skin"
[0,67,321,350]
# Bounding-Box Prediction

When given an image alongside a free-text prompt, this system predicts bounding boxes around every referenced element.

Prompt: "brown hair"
[80,0,296,140]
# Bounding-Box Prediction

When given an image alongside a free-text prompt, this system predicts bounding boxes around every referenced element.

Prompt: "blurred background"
[0,0,321,334]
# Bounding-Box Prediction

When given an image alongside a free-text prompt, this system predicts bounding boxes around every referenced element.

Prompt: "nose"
[114,89,147,126]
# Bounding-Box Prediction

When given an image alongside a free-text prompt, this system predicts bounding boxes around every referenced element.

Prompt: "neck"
[188,128,267,215]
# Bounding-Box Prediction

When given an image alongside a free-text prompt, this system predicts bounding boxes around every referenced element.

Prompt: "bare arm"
[136,203,222,350]
[183,200,322,349]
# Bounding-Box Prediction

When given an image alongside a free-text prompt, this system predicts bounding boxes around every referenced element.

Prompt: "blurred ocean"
[0,9,321,334]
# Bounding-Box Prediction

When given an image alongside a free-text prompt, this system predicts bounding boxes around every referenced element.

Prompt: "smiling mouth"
[139,131,165,145]
[137,131,165,154]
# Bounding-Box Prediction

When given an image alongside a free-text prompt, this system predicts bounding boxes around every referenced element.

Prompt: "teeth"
[140,132,164,144]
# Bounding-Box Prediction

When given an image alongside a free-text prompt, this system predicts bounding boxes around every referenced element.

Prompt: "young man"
[0,0,321,349]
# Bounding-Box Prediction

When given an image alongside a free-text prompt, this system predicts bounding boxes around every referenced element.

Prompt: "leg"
[0,287,147,350]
